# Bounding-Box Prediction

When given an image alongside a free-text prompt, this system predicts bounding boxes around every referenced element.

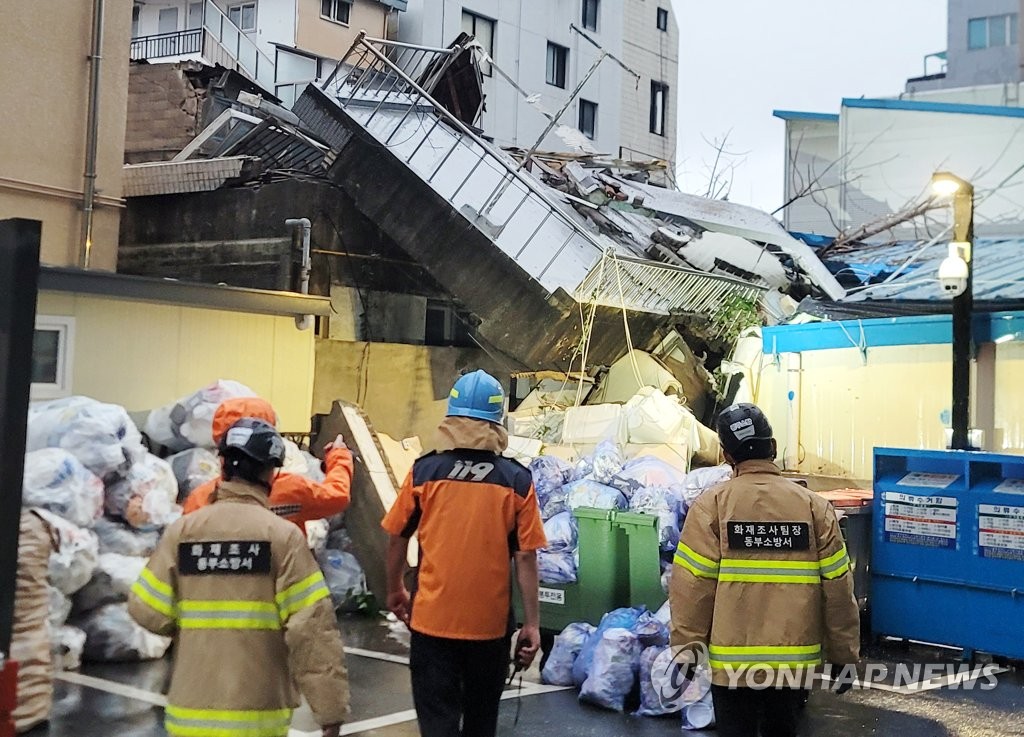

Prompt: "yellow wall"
[38,291,317,431]
[993,341,1024,452]
[1,0,132,270]
[295,0,388,61]
[313,339,506,445]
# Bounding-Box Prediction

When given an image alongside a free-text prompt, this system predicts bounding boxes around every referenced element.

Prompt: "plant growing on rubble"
[710,295,762,345]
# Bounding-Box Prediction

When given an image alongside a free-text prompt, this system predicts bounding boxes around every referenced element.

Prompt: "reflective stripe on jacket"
[669,459,860,687]
[128,480,348,735]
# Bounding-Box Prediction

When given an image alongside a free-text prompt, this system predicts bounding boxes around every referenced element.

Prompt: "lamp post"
[931,171,975,450]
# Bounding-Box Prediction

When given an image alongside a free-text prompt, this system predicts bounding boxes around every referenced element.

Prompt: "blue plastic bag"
[529,456,576,509]
[565,480,627,512]
[541,622,594,686]
[579,628,642,712]
[632,610,670,648]
[573,606,645,685]
[635,645,683,717]
[543,512,578,552]
[629,486,681,552]
[539,550,577,584]
[541,488,570,520]
[591,440,626,484]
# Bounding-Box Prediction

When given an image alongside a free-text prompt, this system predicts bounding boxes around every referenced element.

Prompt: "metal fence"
[129,29,202,60]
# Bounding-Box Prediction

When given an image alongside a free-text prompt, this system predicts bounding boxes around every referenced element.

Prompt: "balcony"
[129,0,274,94]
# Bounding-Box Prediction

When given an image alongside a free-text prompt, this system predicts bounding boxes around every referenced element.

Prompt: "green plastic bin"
[515,507,630,632]
[612,510,666,612]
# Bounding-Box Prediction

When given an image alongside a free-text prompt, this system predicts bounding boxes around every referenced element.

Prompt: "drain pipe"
[286,218,313,330]
[80,0,105,269]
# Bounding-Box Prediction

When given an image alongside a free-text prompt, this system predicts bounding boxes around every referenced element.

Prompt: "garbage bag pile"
[25,396,180,665]
[167,448,220,503]
[144,379,257,452]
[538,512,579,584]
[543,606,714,725]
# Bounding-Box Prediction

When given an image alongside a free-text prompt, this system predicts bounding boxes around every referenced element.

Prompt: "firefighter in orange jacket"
[183,396,353,531]
[130,418,348,737]
[670,403,860,737]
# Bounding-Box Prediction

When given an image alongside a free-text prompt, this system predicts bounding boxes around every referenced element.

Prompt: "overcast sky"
[671,0,948,212]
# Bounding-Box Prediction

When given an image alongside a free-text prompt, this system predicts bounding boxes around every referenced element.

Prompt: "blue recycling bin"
[871,448,1024,660]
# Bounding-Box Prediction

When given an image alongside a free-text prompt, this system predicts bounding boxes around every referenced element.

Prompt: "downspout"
[286,218,313,330]
[80,0,105,269]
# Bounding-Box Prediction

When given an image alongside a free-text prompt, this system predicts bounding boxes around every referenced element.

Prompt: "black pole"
[0,219,41,656]
[950,192,974,451]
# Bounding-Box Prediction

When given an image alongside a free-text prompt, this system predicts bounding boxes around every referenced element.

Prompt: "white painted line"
[343,646,410,665]
[55,671,168,707]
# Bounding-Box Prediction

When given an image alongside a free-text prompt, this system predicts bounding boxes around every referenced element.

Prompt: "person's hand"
[387,587,411,625]
[514,624,541,669]
[322,724,341,737]
[324,434,347,453]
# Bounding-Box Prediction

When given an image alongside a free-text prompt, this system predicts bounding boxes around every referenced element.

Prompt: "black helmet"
[218,417,286,468]
[716,403,774,462]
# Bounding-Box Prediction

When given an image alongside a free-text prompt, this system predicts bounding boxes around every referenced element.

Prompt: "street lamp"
[931,171,975,450]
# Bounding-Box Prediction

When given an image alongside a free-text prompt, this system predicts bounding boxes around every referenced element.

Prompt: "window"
[657,7,668,31]
[158,6,179,34]
[31,317,74,400]
[650,81,668,136]
[582,0,599,32]
[320,0,351,25]
[425,301,473,347]
[187,1,203,30]
[968,13,1018,49]
[131,4,140,38]
[228,1,256,31]
[546,42,568,88]
[579,99,597,139]
[462,10,494,76]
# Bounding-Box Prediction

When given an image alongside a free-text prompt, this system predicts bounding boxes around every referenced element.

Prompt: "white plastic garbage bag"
[38,510,99,596]
[282,440,308,475]
[47,586,72,631]
[629,486,681,551]
[73,603,171,662]
[22,449,104,528]
[541,622,594,686]
[306,519,330,557]
[72,553,147,615]
[610,456,685,499]
[104,454,181,530]
[52,626,87,671]
[318,549,368,612]
[167,448,220,503]
[579,627,642,712]
[538,550,577,584]
[301,451,326,483]
[92,516,160,557]
[681,465,732,507]
[27,397,146,479]
[566,480,627,511]
[144,380,257,450]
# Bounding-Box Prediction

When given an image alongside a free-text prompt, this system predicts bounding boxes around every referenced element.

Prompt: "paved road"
[24,616,1024,737]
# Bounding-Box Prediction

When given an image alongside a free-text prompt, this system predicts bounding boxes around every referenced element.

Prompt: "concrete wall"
[328,285,429,344]
[313,339,506,444]
[782,118,841,235]
[619,0,679,179]
[839,104,1024,237]
[124,63,204,163]
[1,0,132,270]
[943,0,1022,88]
[37,290,317,430]
[295,0,388,61]
[399,0,630,156]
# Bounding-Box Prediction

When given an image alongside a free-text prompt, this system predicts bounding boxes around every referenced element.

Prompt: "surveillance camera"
[938,253,969,297]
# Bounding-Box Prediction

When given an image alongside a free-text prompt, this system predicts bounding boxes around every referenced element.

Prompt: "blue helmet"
[447,370,505,424]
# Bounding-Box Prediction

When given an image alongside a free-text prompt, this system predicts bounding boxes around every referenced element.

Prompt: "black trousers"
[710,684,808,737]
[409,630,510,737]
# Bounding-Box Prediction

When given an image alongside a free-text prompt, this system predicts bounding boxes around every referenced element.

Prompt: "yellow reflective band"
[178,600,281,631]
[488,394,503,404]
[719,558,821,584]
[708,644,822,669]
[721,558,819,571]
[165,705,292,737]
[710,644,822,655]
[719,573,821,584]
[131,572,176,618]
[674,554,720,580]
[675,542,719,571]
[819,547,851,579]
[450,388,460,398]
[140,567,173,597]
[276,571,330,620]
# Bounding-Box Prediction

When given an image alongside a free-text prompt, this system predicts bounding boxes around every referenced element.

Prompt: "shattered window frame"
[579,98,598,139]
[546,41,568,89]
[320,0,351,26]
[461,9,495,77]
[582,0,599,32]
[650,81,668,136]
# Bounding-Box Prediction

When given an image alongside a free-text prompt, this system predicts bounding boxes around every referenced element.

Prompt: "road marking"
[343,646,410,665]
[55,671,168,707]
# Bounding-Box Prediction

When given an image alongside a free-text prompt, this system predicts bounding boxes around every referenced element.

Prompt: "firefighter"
[670,403,860,737]
[182,396,353,532]
[129,418,348,737]
[382,370,548,737]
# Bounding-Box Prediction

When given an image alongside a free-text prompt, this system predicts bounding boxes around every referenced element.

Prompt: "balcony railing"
[130,29,202,60]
